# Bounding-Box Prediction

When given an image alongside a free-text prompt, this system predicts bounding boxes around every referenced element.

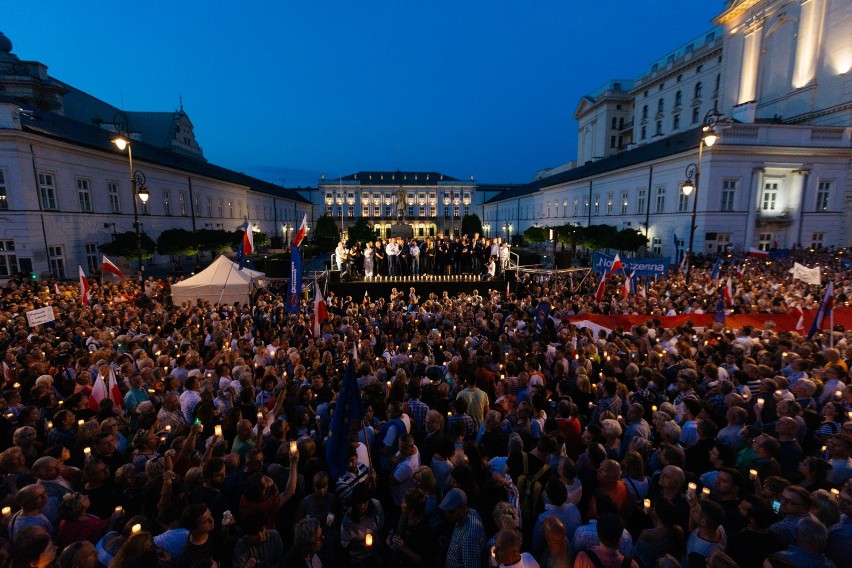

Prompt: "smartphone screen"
[772,500,781,514]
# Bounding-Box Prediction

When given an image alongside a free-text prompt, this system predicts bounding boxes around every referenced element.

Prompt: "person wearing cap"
[440,488,485,568]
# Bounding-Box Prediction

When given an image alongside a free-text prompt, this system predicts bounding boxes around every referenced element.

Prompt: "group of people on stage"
[334,234,511,279]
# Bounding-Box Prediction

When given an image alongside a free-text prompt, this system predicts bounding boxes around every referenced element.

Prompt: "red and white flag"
[793,304,805,334]
[292,213,307,247]
[723,276,733,305]
[53,283,60,295]
[242,226,255,256]
[595,272,608,303]
[747,247,770,259]
[312,279,328,338]
[610,253,624,273]
[101,255,125,279]
[78,266,91,304]
[87,367,123,412]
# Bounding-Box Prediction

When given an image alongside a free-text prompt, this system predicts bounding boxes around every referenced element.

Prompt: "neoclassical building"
[484,0,852,257]
[307,172,506,240]
[0,32,310,279]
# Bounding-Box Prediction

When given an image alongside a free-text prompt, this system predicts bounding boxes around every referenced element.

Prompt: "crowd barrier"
[565,306,852,334]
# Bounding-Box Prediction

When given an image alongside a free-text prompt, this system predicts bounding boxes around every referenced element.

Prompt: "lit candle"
[78,419,85,426]
[290,441,297,454]
[131,524,142,534]
[651,405,658,412]
[165,425,171,432]
[257,412,263,420]
[12,382,20,389]
[148,389,155,393]
[83,447,91,456]
[831,488,840,496]
[643,499,651,511]
[1,507,10,516]
[214,425,223,437]
[836,390,843,398]
[749,469,758,480]
[115,506,123,515]
[702,487,711,496]
[491,546,496,558]
[46,421,53,429]
[365,534,373,547]
[756,398,764,406]
[688,482,697,496]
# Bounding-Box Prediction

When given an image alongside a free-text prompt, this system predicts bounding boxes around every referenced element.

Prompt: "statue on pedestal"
[395,187,407,219]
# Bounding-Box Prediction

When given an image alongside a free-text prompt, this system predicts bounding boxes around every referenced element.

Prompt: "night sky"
[6,1,722,186]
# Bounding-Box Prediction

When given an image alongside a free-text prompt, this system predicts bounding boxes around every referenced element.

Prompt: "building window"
[606,194,613,215]
[758,233,772,251]
[179,193,187,216]
[637,188,646,215]
[362,205,370,217]
[673,114,680,130]
[164,190,172,216]
[640,126,647,140]
[573,197,579,216]
[454,205,460,218]
[652,237,662,256]
[655,186,666,213]
[375,206,382,217]
[762,181,778,211]
[39,173,57,210]
[408,205,415,218]
[238,202,243,219]
[85,243,99,274]
[721,179,736,211]
[816,181,831,211]
[642,105,648,119]
[76,178,92,212]
[675,91,682,106]
[0,171,6,210]
[657,99,664,113]
[655,120,662,136]
[48,245,65,279]
[610,135,616,149]
[678,191,689,212]
[0,240,18,277]
[218,199,224,218]
[228,201,233,218]
[692,108,700,124]
[107,182,120,213]
[621,191,629,215]
[812,233,825,249]
[348,205,354,218]
[593,194,600,216]
[583,198,590,216]
[207,197,213,217]
[694,82,702,99]
[714,233,732,253]
[193,195,200,217]
[326,206,333,216]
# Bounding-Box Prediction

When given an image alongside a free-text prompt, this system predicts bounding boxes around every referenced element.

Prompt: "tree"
[460,214,483,237]
[523,226,547,243]
[557,224,584,250]
[347,217,379,243]
[157,229,199,257]
[315,214,340,241]
[613,228,648,253]
[99,231,156,260]
[579,224,618,250]
[195,229,233,256]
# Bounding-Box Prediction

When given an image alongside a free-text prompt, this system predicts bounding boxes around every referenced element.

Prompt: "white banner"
[789,262,821,286]
[26,306,55,327]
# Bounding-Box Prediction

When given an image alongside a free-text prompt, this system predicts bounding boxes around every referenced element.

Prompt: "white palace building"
[484,0,852,258]
[0,32,311,280]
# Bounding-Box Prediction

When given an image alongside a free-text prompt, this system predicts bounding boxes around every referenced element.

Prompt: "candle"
[131,524,142,534]
[83,447,91,456]
[651,405,658,412]
[115,506,123,514]
[836,390,843,398]
[1,507,10,516]
[46,421,53,429]
[749,469,758,480]
[214,425,222,437]
[78,419,85,426]
[165,425,171,432]
[756,398,764,406]
[822,446,827,453]
[491,546,496,558]
[702,487,711,496]
[257,412,263,420]
[643,499,651,511]
[148,389,155,393]
[831,488,840,496]
[290,441,298,454]
[447,411,452,417]
[365,533,373,547]
[12,383,20,389]
[688,482,697,494]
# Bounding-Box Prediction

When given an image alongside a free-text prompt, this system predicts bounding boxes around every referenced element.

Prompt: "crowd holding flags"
[101,255,125,279]
[595,253,624,303]
[312,279,328,338]
[87,367,124,412]
[807,282,835,340]
[78,267,90,304]
[325,347,364,480]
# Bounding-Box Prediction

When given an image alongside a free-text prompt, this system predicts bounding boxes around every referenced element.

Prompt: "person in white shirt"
[386,240,398,275]
[409,241,420,276]
[335,241,346,272]
[494,528,540,568]
[499,242,510,273]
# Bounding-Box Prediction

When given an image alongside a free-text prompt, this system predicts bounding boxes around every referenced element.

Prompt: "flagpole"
[830,308,835,348]
[217,254,236,306]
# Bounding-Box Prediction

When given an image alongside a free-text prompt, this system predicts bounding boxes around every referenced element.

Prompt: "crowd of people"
[0,246,851,568]
[334,235,511,279]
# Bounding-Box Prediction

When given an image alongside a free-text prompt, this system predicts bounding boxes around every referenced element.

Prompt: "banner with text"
[593,252,670,277]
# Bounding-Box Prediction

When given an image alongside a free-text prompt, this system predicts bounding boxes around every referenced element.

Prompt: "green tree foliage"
[461,214,483,237]
[523,226,547,243]
[613,228,648,252]
[195,229,233,255]
[579,224,618,250]
[99,231,156,260]
[347,217,379,243]
[157,229,200,257]
[315,214,340,241]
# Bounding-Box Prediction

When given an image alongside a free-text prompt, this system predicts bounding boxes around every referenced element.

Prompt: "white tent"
[170,256,265,306]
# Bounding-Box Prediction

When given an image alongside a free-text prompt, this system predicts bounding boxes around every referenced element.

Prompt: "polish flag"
[79,266,91,304]
[747,247,770,259]
[88,366,124,412]
[53,283,61,295]
[595,272,608,303]
[101,255,125,279]
[792,304,805,334]
[292,213,307,247]
[242,226,255,256]
[610,253,624,273]
[312,280,328,338]
[723,276,733,305]
[621,272,633,300]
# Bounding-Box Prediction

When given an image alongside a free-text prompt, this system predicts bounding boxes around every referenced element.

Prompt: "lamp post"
[111,117,149,279]
[679,109,724,283]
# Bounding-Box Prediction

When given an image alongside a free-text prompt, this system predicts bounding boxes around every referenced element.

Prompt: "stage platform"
[327,273,511,299]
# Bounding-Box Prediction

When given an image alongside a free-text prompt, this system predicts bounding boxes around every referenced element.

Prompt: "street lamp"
[679,109,724,282]
[111,119,149,278]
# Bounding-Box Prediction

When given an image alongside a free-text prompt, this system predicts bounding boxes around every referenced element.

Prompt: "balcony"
[618,120,634,133]
[756,208,795,226]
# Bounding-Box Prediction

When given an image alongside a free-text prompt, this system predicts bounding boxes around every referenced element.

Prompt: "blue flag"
[714,293,726,323]
[325,360,364,480]
[710,259,722,280]
[285,243,303,314]
[534,301,551,337]
[807,282,834,340]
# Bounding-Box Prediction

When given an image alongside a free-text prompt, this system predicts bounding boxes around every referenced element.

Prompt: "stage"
[327,272,512,299]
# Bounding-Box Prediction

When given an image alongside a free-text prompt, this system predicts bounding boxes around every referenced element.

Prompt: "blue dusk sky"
[6,2,722,187]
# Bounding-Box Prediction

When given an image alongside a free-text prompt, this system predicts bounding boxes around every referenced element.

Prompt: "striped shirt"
[336,463,372,508]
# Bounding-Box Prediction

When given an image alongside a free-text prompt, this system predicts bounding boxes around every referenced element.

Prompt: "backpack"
[516,452,548,527]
